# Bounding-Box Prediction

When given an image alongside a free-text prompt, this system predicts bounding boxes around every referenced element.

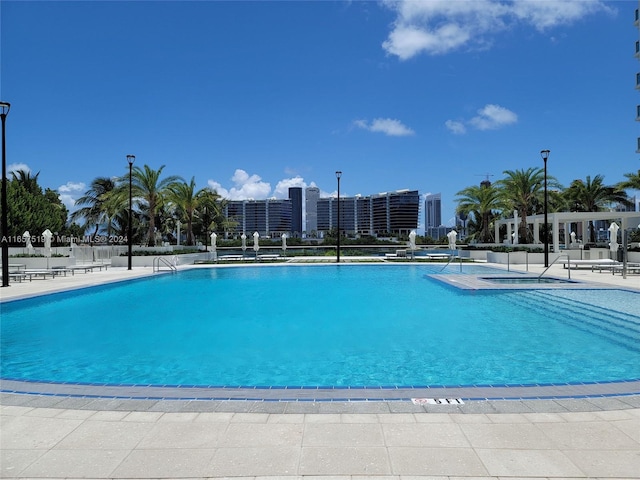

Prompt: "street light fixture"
[1,102,10,287]
[540,149,550,267]
[127,155,135,270]
[335,171,342,264]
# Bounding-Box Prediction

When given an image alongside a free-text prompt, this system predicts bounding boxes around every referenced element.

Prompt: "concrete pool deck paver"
[1,261,640,479]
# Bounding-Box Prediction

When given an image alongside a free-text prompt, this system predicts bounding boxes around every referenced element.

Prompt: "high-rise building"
[288,187,303,237]
[224,199,292,238]
[425,193,442,229]
[316,190,419,237]
[305,186,320,235]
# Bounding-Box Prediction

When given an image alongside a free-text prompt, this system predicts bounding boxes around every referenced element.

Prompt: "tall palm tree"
[129,165,182,246]
[194,188,232,242]
[564,174,631,242]
[496,167,561,244]
[70,177,117,240]
[455,182,502,243]
[167,177,204,246]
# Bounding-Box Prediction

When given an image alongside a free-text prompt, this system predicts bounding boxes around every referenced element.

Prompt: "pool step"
[508,291,640,352]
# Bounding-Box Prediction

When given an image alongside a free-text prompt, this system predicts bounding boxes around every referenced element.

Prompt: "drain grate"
[411,398,464,405]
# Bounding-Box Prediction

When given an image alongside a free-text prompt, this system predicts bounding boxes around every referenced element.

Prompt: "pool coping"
[2,377,640,408]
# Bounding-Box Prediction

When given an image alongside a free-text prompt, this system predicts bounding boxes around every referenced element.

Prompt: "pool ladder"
[153,256,178,273]
[538,254,571,280]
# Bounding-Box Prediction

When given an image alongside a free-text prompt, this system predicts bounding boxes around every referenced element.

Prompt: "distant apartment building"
[305,186,320,235]
[424,193,442,229]
[288,187,303,237]
[220,188,419,239]
[424,193,443,239]
[223,199,292,238]
[316,189,419,237]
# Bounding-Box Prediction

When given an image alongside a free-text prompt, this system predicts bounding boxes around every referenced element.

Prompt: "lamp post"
[0,102,10,287]
[126,155,135,270]
[540,149,550,267]
[335,171,342,263]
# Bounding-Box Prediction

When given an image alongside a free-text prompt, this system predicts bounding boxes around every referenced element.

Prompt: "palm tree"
[167,177,203,246]
[496,167,561,244]
[455,182,502,243]
[11,169,41,195]
[194,188,235,242]
[70,177,117,241]
[618,170,640,192]
[129,165,182,246]
[564,175,631,242]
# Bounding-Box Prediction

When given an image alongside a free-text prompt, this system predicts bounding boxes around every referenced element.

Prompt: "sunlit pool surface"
[1,265,639,388]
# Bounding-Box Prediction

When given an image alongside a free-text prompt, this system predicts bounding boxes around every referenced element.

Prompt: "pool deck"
[1,261,640,479]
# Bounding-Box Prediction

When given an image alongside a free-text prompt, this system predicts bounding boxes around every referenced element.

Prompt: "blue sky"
[1,0,638,231]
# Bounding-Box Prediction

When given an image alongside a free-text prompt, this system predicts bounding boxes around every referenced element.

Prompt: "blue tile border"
[2,377,640,403]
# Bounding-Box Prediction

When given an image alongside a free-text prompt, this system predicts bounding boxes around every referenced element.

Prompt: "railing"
[153,256,177,273]
[538,254,571,280]
[439,250,463,272]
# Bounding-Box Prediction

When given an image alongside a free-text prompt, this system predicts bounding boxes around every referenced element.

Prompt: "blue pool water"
[2,264,640,387]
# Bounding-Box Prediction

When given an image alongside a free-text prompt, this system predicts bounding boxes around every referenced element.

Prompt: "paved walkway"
[1,261,639,478]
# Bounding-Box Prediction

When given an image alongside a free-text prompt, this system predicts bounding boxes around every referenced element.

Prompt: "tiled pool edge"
[2,378,640,413]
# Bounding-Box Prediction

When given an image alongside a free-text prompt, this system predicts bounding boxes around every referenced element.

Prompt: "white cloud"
[8,162,30,175]
[274,176,306,198]
[57,181,86,212]
[382,0,613,59]
[208,169,271,200]
[469,104,518,130]
[58,181,86,193]
[446,104,517,133]
[354,117,415,136]
[444,120,466,135]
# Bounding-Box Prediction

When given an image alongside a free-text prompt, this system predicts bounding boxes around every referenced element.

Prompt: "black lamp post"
[127,155,135,270]
[540,149,550,267]
[335,171,342,264]
[1,102,10,287]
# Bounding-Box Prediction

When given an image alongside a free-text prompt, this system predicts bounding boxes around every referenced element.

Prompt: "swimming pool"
[1,265,639,389]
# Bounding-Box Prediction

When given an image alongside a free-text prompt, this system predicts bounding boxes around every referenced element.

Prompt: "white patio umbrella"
[513,210,519,245]
[23,230,33,254]
[281,233,287,256]
[608,222,619,258]
[241,233,247,257]
[42,229,53,257]
[42,229,53,268]
[253,232,260,258]
[409,230,416,259]
[447,230,457,251]
[210,232,217,261]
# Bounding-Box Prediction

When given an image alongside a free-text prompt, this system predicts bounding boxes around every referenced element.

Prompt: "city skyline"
[1,1,638,232]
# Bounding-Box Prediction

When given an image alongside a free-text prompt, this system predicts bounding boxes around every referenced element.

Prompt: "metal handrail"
[153,256,177,273]
[538,254,570,280]
[439,249,462,272]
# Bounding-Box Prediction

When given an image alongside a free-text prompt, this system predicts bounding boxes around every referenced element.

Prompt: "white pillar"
[553,216,561,258]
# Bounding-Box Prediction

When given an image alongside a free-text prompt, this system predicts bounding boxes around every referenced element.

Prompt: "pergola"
[495,211,640,253]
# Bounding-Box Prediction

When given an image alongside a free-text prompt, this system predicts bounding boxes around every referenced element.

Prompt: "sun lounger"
[258,254,281,260]
[67,265,96,274]
[22,269,56,280]
[611,263,640,275]
[561,259,619,270]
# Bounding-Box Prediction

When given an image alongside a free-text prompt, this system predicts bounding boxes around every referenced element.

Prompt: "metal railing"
[153,256,177,273]
[439,250,463,272]
[538,254,571,280]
